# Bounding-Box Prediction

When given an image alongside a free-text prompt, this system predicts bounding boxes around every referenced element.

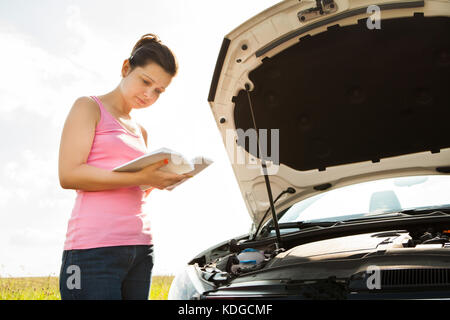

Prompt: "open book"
[112,147,213,191]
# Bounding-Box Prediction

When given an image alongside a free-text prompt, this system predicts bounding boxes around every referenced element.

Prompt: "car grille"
[381,268,450,288]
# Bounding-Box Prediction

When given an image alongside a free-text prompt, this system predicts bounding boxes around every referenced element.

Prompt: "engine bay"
[196,224,450,287]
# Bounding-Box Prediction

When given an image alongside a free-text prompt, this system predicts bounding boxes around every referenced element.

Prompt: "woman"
[58,34,189,300]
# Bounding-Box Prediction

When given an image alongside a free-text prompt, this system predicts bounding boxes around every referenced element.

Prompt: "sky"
[0,0,280,277]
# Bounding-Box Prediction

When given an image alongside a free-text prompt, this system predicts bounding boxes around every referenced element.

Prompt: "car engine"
[196,226,450,290]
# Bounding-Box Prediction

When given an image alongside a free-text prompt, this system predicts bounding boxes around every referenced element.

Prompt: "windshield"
[277,175,450,224]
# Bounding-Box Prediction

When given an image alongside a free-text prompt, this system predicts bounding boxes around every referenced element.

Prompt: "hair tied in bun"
[141,33,161,43]
[128,33,178,76]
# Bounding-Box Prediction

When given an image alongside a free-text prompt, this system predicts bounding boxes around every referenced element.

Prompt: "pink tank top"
[63,96,152,250]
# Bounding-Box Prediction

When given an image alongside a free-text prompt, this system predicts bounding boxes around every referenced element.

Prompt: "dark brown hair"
[129,33,178,76]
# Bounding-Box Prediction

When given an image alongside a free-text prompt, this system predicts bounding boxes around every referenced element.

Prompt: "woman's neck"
[99,87,132,119]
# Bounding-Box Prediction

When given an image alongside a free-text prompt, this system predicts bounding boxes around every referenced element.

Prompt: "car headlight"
[168,264,215,300]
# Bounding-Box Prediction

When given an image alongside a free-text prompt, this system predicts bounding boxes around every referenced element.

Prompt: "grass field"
[0,275,175,300]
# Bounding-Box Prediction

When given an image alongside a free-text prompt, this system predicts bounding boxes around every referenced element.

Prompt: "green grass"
[0,275,175,300]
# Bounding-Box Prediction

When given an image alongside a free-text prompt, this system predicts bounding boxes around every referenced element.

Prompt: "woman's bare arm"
[58,97,187,191]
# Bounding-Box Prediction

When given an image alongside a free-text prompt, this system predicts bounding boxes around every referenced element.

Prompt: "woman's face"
[120,60,173,109]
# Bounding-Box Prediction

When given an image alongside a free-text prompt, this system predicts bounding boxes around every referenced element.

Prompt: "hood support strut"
[245,84,283,251]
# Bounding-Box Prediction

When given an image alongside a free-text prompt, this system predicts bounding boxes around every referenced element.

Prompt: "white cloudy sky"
[0,0,280,277]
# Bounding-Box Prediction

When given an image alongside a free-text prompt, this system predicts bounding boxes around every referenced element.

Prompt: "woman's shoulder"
[69,96,101,125]
[72,96,99,110]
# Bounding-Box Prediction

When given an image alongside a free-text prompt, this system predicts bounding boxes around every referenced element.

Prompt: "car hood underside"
[208,0,450,224]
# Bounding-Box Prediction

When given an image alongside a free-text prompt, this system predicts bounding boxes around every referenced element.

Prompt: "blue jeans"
[59,245,154,300]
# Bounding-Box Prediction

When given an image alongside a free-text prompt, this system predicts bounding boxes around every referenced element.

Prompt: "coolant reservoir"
[231,248,266,274]
[237,248,265,266]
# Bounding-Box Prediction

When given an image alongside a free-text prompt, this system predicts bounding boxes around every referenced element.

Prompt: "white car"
[169,0,450,299]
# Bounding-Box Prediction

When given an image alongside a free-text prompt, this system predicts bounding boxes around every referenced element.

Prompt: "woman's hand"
[136,159,191,190]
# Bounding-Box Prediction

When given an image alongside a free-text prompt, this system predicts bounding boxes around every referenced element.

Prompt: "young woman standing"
[58,34,189,300]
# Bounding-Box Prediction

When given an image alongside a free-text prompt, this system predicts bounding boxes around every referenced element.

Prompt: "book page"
[113,147,193,174]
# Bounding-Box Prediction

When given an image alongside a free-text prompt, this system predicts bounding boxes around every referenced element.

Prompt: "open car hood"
[208,0,450,226]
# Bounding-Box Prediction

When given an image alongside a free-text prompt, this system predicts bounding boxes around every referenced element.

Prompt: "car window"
[278,175,450,224]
